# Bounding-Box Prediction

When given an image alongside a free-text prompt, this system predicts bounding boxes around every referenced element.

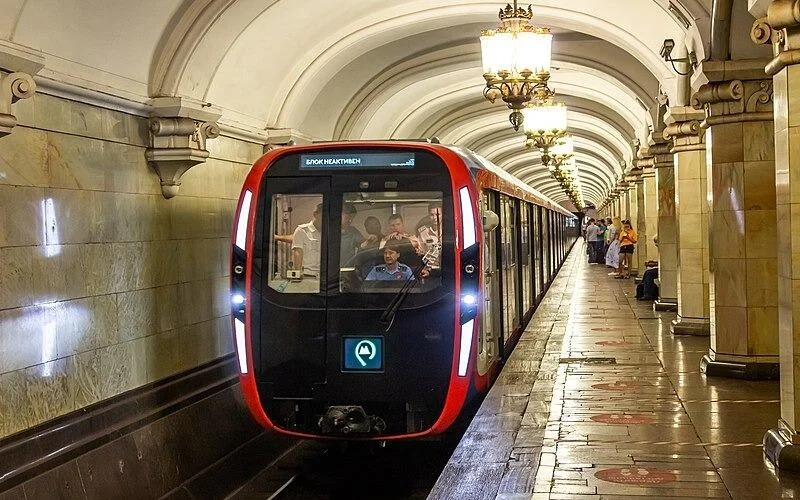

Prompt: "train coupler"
[318,406,387,435]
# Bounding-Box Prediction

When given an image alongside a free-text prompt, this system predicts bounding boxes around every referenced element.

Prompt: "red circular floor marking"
[595,467,677,485]
[590,413,654,425]
[591,381,651,391]
[595,340,631,347]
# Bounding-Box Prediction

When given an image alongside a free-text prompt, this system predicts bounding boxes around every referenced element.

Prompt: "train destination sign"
[300,152,416,169]
[343,336,384,371]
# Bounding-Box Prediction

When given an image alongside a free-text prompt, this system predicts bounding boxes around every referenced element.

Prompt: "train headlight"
[459,187,477,248]
[458,319,475,377]
[231,293,245,306]
[234,318,248,374]
[235,190,253,251]
[462,294,476,306]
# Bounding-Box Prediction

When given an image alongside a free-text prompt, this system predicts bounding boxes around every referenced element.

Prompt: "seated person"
[365,241,414,281]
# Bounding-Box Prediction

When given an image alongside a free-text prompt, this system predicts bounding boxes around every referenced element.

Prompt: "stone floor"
[429,241,800,499]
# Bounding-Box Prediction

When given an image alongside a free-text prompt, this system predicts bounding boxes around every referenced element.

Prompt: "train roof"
[442,145,576,218]
[275,140,576,218]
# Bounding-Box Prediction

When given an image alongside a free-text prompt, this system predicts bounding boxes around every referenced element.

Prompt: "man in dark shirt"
[340,203,364,266]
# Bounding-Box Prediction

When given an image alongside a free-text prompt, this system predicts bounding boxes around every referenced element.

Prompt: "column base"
[700,354,780,380]
[654,299,678,312]
[670,318,709,336]
[764,428,800,472]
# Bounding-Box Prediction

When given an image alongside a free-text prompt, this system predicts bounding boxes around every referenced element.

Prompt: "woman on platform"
[605,217,622,273]
[615,219,637,279]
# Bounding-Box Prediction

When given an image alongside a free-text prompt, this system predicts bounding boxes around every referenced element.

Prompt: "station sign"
[300,152,416,170]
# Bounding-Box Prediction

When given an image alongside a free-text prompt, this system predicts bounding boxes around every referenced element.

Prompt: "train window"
[267,193,324,294]
[339,191,443,293]
[520,203,531,313]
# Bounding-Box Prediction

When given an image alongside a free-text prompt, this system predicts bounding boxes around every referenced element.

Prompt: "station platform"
[429,242,794,500]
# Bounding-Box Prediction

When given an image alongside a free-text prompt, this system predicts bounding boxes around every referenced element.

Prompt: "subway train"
[230,141,578,440]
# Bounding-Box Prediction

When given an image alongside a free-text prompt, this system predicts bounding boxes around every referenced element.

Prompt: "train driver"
[365,241,414,281]
[291,203,322,278]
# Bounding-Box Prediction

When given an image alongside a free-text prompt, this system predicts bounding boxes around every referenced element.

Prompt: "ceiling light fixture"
[480,1,554,131]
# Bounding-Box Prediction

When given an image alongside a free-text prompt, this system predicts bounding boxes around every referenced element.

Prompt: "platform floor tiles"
[428,241,798,500]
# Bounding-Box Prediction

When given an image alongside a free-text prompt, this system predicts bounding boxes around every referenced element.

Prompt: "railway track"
[227,437,460,499]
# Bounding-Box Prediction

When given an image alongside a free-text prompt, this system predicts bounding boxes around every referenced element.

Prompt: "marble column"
[635,172,649,265]
[753,1,800,470]
[626,177,641,276]
[692,61,779,379]
[666,106,710,335]
[642,161,659,265]
[653,136,678,311]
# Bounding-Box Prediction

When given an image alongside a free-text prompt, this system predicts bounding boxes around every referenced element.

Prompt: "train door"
[500,195,518,347]
[477,190,500,374]
[541,208,550,285]
[533,205,542,303]
[520,202,532,316]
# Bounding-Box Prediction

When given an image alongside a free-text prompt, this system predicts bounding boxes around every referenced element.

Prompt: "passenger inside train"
[268,191,443,294]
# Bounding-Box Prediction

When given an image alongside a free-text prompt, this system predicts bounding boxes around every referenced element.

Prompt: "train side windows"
[268,194,323,294]
[339,191,443,293]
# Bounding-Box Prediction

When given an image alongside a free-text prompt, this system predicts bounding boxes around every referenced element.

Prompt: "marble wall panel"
[748,258,779,306]
[791,204,800,279]
[679,248,705,283]
[678,179,704,215]
[0,369,30,437]
[745,209,778,259]
[678,212,704,249]
[677,150,704,180]
[0,95,255,439]
[709,210,746,259]
[678,281,706,319]
[709,123,744,163]
[744,161,778,210]
[743,122,776,162]
[790,127,800,204]
[714,306,748,353]
[712,258,748,307]
[117,285,180,342]
[0,184,45,247]
[711,162,744,212]
[748,306,779,354]
[0,127,50,187]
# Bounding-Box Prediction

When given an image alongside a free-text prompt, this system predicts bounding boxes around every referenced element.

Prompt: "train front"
[230,143,481,439]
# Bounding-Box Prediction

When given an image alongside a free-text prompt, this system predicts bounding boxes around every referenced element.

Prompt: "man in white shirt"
[584,218,600,264]
[292,203,322,277]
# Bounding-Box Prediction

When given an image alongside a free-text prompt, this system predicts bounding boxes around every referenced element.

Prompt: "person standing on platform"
[585,218,600,263]
[605,217,621,273]
[594,218,607,263]
[615,219,638,279]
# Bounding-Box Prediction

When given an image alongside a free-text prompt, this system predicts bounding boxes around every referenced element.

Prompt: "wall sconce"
[660,39,697,76]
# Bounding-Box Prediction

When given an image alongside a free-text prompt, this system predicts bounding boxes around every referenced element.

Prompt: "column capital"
[0,72,36,138]
[145,97,221,199]
[691,60,774,126]
[0,40,43,139]
[664,106,705,152]
[751,0,800,75]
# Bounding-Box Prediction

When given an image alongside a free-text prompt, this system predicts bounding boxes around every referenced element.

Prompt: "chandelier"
[522,101,567,162]
[480,1,553,131]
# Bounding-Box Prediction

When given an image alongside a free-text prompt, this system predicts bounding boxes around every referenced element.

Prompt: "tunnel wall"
[0,92,261,439]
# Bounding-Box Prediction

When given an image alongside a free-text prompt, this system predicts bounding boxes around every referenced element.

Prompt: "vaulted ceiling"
[3,0,733,208]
